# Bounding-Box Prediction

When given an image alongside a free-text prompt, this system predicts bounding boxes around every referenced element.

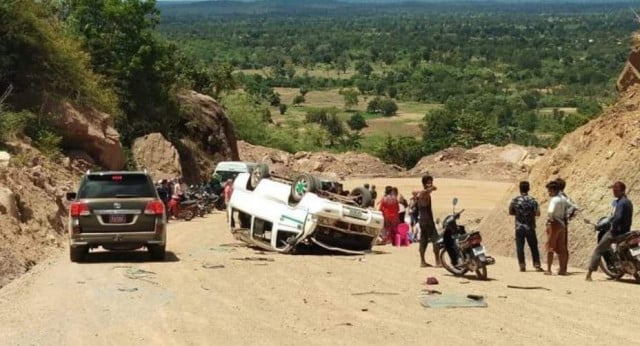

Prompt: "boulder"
[50,102,125,170]
[0,151,9,167]
[132,133,182,181]
[176,91,240,183]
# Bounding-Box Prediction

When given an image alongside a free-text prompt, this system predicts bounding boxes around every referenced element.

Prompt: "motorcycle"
[436,197,495,280]
[584,214,640,282]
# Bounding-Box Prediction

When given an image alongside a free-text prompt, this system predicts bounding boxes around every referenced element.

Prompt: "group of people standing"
[369,175,441,267]
[509,177,634,280]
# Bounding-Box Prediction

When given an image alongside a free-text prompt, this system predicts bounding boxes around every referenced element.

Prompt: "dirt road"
[0,178,637,345]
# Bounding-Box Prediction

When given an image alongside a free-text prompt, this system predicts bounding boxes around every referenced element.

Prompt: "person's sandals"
[544,271,553,275]
[534,266,544,272]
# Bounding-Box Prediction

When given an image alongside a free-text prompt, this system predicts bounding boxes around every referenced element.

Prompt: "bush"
[367,97,398,117]
[347,113,368,131]
[293,94,305,105]
[279,104,288,115]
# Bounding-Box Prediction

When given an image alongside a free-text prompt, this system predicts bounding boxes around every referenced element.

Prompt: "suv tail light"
[70,202,90,217]
[145,200,165,216]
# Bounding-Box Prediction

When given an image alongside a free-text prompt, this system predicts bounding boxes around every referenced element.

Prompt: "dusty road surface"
[0,178,638,345]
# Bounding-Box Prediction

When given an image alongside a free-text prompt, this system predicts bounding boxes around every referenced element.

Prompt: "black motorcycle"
[584,215,640,282]
[437,198,495,280]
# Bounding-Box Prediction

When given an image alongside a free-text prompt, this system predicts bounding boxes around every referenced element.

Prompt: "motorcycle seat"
[181,200,198,206]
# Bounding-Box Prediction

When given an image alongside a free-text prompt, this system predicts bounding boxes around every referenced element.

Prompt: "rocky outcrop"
[0,151,9,167]
[480,85,640,268]
[176,91,240,182]
[132,133,182,181]
[49,102,125,170]
[409,144,547,182]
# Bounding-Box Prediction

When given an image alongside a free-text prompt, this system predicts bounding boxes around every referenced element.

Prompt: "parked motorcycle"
[584,216,640,282]
[437,198,495,280]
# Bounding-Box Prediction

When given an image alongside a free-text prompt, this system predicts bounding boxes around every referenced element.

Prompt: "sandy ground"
[0,178,638,345]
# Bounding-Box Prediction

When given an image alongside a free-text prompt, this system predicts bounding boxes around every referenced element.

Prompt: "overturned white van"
[228,172,383,254]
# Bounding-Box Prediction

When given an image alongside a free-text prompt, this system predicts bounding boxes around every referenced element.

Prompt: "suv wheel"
[148,244,166,261]
[70,246,88,262]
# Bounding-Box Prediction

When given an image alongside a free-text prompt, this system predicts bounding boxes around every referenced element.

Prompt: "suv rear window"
[78,174,156,199]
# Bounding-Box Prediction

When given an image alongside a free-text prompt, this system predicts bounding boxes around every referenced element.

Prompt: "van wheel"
[70,246,88,262]
[248,163,270,190]
[349,187,372,208]
[290,173,318,204]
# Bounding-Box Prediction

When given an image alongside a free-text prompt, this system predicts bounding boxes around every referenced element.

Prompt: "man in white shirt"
[545,181,569,275]
[555,178,577,274]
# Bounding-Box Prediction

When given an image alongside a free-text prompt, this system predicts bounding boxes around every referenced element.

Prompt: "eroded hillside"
[480,85,640,268]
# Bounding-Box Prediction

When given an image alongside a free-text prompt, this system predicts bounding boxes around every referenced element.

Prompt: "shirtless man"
[416,175,439,267]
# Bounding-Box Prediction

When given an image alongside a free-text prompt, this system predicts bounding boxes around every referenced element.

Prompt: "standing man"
[224,179,235,227]
[370,185,378,208]
[509,181,543,272]
[555,178,578,271]
[586,181,634,281]
[544,181,569,275]
[416,175,440,267]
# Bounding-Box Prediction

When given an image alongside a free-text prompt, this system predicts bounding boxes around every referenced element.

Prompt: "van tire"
[248,164,270,190]
[350,187,372,208]
[290,173,318,204]
[70,246,88,262]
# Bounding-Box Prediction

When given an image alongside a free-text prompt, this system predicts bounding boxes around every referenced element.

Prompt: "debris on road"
[117,287,138,292]
[351,291,399,296]
[202,263,225,269]
[420,294,488,308]
[421,289,442,295]
[122,267,158,285]
[507,285,551,291]
[467,294,484,301]
[231,257,275,262]
[425,277,439,285]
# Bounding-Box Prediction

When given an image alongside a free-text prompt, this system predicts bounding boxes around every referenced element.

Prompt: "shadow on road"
[81,250,180,264]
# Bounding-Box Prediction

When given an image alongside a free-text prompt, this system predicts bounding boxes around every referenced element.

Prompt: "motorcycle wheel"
[182,210,195,221]
[439,248,468,276]
[475,266,488,280]
[199,209,205,217]
[634,272,640,283]
[599,257,624,280]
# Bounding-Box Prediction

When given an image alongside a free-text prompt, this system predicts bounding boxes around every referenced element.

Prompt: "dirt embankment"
[238,141,404,179]
[480,85,640,268]
[0,143,83,288]
[409,144,548,182]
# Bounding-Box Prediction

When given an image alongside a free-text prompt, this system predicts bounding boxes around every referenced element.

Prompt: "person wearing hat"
[544,180,569,275]
[586,181,634,281]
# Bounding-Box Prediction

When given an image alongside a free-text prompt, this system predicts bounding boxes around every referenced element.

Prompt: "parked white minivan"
[212,161,256,182]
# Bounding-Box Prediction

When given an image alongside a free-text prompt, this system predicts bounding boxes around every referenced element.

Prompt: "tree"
[367,97,397,116]
[355,61,373,76]
[323,114,345,147]
[423,109,457,154]
[347,113,368,131]
[299,85,309,96]
[340,88,359,111]
[63,0,181,144]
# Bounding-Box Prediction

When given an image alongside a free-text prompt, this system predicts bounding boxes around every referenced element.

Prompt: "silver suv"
[66,171,167,262]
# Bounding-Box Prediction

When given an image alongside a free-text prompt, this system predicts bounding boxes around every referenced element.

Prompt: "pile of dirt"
[480,85,640,268]
[409,144,548,182]
[238,141,404,179]
[0,143,83,288]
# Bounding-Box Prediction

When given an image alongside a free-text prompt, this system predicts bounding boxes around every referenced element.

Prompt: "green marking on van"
[280,215,304,225]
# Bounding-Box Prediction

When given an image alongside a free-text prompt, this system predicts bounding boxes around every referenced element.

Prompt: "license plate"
[630,247,640,256]
[472,246,485,256]
[108,215,127,224]
[344,207,366,219]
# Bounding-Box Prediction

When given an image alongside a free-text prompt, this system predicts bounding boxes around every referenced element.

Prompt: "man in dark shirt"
[586,181,634,281]
[509,181,543,272]
[416,175,440,267]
